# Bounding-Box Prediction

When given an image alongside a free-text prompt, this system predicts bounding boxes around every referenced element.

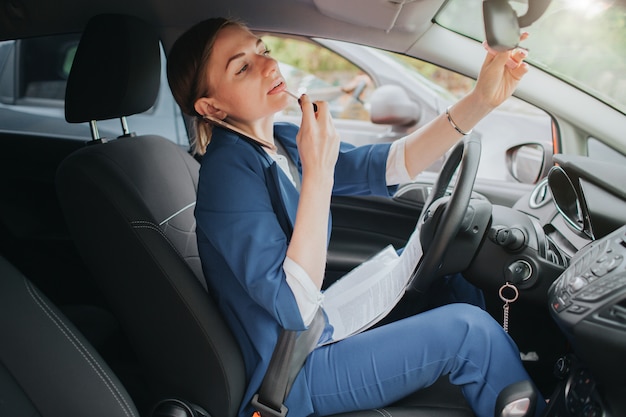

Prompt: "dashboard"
[514,154,626,416]
[411,151,626,415]
[548,225,626,379]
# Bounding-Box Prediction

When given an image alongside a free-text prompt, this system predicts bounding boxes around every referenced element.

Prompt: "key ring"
[499,282,519,303]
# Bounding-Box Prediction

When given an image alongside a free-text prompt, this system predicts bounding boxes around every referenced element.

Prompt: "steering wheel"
[407,133,482,293]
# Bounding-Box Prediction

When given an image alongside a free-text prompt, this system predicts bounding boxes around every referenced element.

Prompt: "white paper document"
[322,226,423,344]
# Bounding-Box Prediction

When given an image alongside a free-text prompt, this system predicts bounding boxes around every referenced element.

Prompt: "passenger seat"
[0,254,140,417]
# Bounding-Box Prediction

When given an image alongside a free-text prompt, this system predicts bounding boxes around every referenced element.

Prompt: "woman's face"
[198,24,290,125]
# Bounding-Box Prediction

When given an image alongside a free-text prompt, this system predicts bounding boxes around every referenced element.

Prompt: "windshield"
[436,0,626,114]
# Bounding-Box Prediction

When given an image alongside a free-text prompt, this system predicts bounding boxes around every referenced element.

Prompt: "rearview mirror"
[483,0,520,51]
[483,0,553,51]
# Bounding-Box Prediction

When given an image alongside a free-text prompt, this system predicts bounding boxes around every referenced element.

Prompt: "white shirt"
[269,138,412,325]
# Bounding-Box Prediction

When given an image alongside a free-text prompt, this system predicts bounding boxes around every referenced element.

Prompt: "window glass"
[0,33,186,145]
[0,41,15,103]
[436,0,626,115]
[380,50,554,182]
[21,34,78,100]
[383,50,474,100]
[263,35,373,121]
[588,137,626,165]
[263,35,553,183]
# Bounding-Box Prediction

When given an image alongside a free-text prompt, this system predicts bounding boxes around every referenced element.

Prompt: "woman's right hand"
[287,94,340,290]
[295,94,340,181]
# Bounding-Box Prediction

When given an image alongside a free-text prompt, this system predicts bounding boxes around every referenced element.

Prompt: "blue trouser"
[305,303,544,417]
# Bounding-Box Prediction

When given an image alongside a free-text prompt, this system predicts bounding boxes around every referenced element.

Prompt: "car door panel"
[326,195,421,286]
[326,173,532,286]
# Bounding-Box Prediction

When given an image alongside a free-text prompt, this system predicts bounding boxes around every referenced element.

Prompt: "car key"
[499,282,519,333]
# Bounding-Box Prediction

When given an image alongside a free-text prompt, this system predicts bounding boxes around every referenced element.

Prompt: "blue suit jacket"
[195,122,394,417]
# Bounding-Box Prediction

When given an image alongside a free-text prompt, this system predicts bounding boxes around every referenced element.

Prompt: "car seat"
[56,13,535,417]
[0,254,140,417]
[56,13,246,417]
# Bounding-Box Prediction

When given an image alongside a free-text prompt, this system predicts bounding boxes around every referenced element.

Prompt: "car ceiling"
[0,0,487,95]
[0,0,447,53]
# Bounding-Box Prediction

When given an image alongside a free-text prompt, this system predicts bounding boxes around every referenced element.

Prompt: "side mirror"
[369,85,420,129]
[483,0,553,51]
[506,142,552,184]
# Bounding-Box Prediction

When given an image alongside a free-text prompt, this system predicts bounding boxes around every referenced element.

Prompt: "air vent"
[529,177,552,209]
[545,236,569,267]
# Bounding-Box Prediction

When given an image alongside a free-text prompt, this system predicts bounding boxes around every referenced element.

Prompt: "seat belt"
[251,308,325,417]
[273,138,301,192]
[251,137,318,417]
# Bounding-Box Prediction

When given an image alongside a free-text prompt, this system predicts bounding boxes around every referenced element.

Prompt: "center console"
[544,225,626,416]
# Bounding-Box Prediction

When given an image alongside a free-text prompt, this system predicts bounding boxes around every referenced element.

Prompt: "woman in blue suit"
[167,18,542,417]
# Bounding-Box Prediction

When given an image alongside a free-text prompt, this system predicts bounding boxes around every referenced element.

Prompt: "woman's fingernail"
[298,97,318,112]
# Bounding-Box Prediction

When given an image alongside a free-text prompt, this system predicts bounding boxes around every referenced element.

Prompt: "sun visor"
[312,0,444,33]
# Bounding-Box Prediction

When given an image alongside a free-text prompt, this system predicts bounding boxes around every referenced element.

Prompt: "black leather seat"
[56,13,476,417]
[0,254,140,417]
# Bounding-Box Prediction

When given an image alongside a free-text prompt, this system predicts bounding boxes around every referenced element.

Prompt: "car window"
[263,35,373,121]
[264,34,554,184]
[21,35,77,101]
[588,137,626,164]
[0,33,187,145]
[437,0,626,115]
[0,41,15,103]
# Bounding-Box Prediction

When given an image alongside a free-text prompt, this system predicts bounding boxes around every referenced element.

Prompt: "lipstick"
[285,90,318,112]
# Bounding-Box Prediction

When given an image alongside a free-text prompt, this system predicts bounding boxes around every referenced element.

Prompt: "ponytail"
[167,17,245,155]
[191,117,213,155]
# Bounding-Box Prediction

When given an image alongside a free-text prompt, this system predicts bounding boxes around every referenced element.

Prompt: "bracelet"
[445,106,473,136]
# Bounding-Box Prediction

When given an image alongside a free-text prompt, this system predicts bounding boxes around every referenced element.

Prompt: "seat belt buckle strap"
[251,394,288,417]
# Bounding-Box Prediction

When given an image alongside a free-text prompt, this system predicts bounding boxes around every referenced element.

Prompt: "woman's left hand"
[474,32,530,109]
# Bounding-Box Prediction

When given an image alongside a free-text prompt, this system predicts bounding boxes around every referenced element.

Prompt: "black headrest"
[65,14,161,123]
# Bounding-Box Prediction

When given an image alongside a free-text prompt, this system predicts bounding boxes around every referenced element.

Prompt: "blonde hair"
[167,17,245,155]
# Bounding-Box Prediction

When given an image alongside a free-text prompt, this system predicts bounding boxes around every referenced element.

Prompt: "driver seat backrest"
[56,14,246,416]
[56,13,476,417]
